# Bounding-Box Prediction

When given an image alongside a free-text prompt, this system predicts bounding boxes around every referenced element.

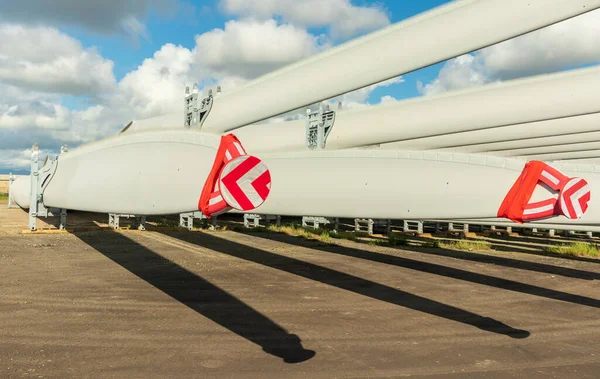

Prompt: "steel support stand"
[244,214,281,228]
[134,216,147,231]
[355,219,374,235]
[28,145,40,231]
[109,214,121,230]
[303,216,336,230]
[179,211,203,231]
[7,173,17,209]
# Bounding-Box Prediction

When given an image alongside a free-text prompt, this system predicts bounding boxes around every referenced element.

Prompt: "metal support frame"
[303,216,338,231]
[244,214,281,228]
[180,211,203,231]
[306,103,336,150]
[108,214,146,230]
[489,225,513,234]
[184,85,219,129]
[355,218,374,235]
[7,173,17,209]
[403,220,424,234]
[27,144,67,231]
[134,216,147,231]
[448,222,469,234]
[373,219,393,234]
[179,211,217,231]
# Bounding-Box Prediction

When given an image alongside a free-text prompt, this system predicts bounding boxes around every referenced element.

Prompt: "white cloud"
[419,10,600,95]
[417,55,492,96]
[220,0,390,39]
[117,43,194,119]
[0,101,71,130]
[0,0,178,40]
[0,13,404,170]
[329,77,404,109]
[193,19,327,79]
[0,24,117,96]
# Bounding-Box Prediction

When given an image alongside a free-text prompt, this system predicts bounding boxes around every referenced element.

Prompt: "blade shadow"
[73,231,315,364]
[246,232,600,309]
[157,230,530,339]
[413,244,600,281]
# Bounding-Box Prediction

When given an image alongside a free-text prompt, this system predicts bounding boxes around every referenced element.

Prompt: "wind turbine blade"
[522,150,600,161]
[25,130,598,224]
[125,0,600,135]
[477,141,600,158]
[236,66,600,154]
[378,113,600,153]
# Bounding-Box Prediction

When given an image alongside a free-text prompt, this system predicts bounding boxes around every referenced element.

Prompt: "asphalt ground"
[1,203,599,378]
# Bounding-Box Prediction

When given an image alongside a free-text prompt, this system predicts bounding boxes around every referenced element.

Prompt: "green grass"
[545,242,600,258]
[438,239,491,252]
[330,231,357,242]
[0,193,8,201]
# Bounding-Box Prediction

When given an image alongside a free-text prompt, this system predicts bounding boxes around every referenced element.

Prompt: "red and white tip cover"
[498,160,591,223]
[198,134,271,218]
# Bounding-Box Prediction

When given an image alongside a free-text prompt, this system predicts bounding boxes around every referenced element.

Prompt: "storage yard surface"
[1,203,600,378]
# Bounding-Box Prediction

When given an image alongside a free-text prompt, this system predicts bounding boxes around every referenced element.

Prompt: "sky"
[1,0,600,172]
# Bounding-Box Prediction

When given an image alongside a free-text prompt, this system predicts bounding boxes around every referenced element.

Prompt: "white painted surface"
[237,66,600,153]
[482,141,600,158]
[35,130,600,223]
[11,176,30,209]
[379,113,600,152]
[124,0,600,135]
[42,131,221,214]
[524,150,600,162]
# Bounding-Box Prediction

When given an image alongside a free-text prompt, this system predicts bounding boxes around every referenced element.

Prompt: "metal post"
[135,216,146,231]
[59,208,67,230]
[28,144,40,231]
[109,214,120,230]
[7,173,16,208]
[417,221,424,235]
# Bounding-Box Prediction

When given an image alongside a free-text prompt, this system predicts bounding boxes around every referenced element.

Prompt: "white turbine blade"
[378,113,600,153]
[523,150,600,161]
[9,176,30,209]
[24,131,599,224]
[481,141,600,158]
[124,0,600,135]
[237,66,600,154]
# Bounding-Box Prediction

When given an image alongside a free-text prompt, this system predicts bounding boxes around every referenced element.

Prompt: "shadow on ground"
[74,231,316,364]
[156,230,530,339]
[239,232,600,310]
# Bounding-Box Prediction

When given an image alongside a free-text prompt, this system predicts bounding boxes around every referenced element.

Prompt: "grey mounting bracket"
[28,144,66,231]
[7,172,17,209]
[184,84,221,129]
[306,103,336,150]
[109,214,146,230]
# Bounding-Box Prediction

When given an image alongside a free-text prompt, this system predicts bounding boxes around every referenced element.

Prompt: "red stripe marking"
[523,198,556,220]
[561,179,589,218]
[251,170,271,201]
[540,166,569,190]
[221,156,261,211]
[579,191,591,215]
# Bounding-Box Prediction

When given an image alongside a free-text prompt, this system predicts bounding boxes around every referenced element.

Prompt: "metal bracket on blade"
[28,144,67,231]
[184,84,220,129]
[306,103,336,150]
[7,172,17,209]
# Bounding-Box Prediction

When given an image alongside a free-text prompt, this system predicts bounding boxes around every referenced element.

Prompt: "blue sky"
[63,0,453,107]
